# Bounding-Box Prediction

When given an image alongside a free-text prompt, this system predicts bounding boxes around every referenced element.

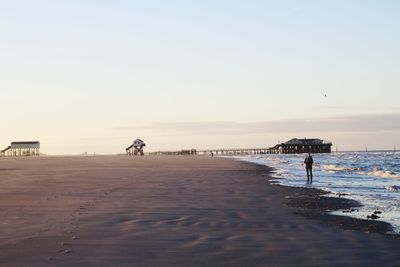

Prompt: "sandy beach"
[0,156,399,266]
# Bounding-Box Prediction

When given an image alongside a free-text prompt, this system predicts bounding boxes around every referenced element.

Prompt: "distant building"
[126,139,146,156]
[271,138,332,154]
[1,141,40,157]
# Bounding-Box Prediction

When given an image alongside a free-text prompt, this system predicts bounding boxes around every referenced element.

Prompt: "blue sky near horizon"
[0,1,399,154]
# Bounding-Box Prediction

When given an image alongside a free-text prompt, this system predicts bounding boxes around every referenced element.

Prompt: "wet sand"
[0,155,399,266]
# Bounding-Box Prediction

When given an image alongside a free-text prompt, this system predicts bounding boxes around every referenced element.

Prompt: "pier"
[149,149,198,156]
[149,148,269,156]
[198,148,269,156]
[148,138,332,156]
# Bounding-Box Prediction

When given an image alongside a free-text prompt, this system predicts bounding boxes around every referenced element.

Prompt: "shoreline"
[239,160,397,237]
[237,155,400,236]
[281,184,396,237]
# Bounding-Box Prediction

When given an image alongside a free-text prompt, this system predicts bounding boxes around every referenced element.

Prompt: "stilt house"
[1,141,41,157]
[272,138,332,154]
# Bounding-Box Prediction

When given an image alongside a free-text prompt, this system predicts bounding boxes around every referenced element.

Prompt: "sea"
[237,151,400,233]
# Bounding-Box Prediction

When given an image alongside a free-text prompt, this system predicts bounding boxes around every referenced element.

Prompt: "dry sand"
[0,155,399,266]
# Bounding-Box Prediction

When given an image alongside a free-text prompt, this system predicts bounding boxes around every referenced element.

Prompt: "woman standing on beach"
[304,153,314,182]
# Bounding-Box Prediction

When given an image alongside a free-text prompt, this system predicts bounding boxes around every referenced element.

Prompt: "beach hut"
[126,139,146,156]
[273,138,332,154]
[1,141,40,157]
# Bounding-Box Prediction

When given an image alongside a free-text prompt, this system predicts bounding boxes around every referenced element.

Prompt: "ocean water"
[237,152,400,233]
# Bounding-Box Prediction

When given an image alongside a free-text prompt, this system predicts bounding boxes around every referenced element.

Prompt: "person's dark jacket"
[304,155,313,169]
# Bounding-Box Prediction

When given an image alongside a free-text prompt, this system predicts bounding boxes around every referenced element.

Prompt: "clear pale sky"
[1,1,399,154]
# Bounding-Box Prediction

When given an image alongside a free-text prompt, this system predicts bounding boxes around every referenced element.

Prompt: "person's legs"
[310,168,313,180]
[306,168,310,181]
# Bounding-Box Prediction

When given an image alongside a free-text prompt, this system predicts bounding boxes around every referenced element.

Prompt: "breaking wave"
[367,167,400,179]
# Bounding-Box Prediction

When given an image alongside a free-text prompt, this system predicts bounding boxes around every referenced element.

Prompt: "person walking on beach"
[304,153,314,182]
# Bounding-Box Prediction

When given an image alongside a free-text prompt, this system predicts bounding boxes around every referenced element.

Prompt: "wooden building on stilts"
[271,138,332,154]
[1,141,40,157]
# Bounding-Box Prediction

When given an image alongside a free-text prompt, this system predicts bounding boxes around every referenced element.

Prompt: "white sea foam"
[367,167,400,179]
[320,164,358,172]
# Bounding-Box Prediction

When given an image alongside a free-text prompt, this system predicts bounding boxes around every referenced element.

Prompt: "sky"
[0,0,399,154]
